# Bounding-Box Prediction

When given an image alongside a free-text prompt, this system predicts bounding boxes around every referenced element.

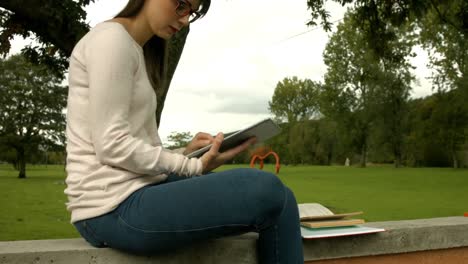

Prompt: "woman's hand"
[199,132,257,173]
[183,132,215,155]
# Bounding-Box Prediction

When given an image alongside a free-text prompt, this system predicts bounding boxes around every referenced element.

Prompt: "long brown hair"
[115,0,211,93]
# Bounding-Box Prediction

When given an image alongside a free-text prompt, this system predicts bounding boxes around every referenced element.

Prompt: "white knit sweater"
[64,22,202,223]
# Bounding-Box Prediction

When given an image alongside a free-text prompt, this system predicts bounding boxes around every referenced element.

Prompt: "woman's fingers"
[220,136,257,158]
[200,134,257,173]
[193,132,215,149]
[194,132,215,141]
[200,132,224,172]
[190,139,214,149]
[209,132,223,154]
[233,136,257,153]
[184,132,215,155]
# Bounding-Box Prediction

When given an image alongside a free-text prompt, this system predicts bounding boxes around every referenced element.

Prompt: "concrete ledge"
[303,216,468,261]
[1,217,467,264]
[0,234,258,264]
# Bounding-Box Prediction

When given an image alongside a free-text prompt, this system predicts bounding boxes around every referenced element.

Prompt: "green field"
[1,164,467,241]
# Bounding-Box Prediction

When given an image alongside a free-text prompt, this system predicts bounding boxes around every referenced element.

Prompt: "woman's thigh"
[79,168,287,255]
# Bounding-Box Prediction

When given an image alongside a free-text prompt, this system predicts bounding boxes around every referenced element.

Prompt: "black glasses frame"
[175,0,202,23]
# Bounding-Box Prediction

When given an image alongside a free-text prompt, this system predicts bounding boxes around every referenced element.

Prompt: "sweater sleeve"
[84,27,202,176]
[167,147,187,154]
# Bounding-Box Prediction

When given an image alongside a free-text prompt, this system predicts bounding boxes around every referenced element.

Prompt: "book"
[298,203,363,221]
[301,225,386,239]
[298,203,385,239]
[300,218,365,228]
[186,118,281,158]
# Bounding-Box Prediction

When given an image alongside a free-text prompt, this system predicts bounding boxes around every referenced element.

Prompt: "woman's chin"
[155,30,175,40]
[161,34,173,40]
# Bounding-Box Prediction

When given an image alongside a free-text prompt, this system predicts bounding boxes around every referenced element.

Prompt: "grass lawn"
[1,163,467,241]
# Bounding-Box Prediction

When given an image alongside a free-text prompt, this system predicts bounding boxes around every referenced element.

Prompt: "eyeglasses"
[174,0,202,23]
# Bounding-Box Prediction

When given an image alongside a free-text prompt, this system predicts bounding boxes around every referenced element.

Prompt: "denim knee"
[232,168,286,228]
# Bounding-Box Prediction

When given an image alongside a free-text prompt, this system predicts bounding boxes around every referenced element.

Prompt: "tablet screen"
[186,118,281,158]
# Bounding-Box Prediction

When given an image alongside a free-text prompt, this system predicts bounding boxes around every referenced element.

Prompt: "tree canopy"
[166,131,193,149]
[307,1,467,57]
[0,54,67,178]
[268,76,321,125]
[0,0,190,124]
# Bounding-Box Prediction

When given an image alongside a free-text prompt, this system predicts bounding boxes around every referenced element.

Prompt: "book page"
[301,225,385,239]
[298,203,334,219]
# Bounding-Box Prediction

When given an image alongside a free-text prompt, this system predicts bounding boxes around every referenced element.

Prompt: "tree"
[306,0,465,58]
[321,11,414,167]
[268,77,321,165]
[0,0,91,76]
[166,131,193,149]
[287,121,312,164]
[418,0,468,168]
[321,13,381,167]
[375,73,412,167]
[0,1,191,124]
[309,0,467,168]
[372,22,415,167]
[266,123,292,164]
[268,76,320,125]
[315,118,339,165]
[0,54,67,178]
[430,91,468,168]
[418,0,467,99]
[403,94,464,167]
[287,119,338,165]
[0,144,17,167]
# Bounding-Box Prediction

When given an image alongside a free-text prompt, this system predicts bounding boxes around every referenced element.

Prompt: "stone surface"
[303,216,468,261]
[0,234,258,264]
[305,247,468,264]
[1,217,468,263]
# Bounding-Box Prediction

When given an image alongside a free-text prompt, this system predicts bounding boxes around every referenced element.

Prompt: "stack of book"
[298,203,385,239]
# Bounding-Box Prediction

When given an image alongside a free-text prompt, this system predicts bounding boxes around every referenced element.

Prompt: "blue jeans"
[74,168,304,263]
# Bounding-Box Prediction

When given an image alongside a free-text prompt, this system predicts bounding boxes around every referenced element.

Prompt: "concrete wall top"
[1,217,468,264]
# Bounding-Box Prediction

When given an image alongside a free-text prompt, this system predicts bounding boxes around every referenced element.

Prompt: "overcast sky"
[10,0,434,144]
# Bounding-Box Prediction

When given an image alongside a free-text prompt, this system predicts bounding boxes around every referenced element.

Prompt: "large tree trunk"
[16,147,26,179]
[157,27,190,125]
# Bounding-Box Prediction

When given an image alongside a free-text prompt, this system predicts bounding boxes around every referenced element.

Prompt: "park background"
[0,0,467,241]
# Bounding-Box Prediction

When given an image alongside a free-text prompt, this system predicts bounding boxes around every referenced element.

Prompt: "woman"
[64,0,304,262]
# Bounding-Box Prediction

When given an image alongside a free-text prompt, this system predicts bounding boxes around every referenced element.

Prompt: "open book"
[186,118,281,158]
[299,203,364,221]
[298,203,385,239]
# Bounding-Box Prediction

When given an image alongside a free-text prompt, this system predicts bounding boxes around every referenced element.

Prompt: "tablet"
[186,118,281,158]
